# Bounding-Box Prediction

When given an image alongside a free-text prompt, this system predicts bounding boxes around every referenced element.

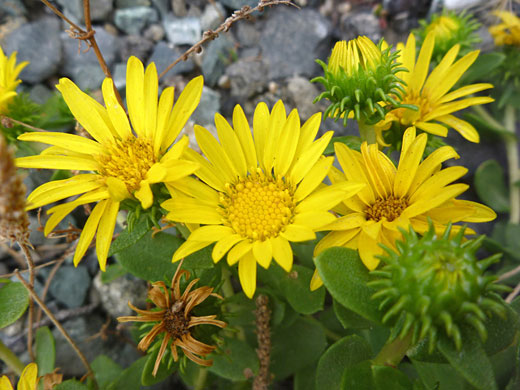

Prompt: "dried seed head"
[0,134,29,245]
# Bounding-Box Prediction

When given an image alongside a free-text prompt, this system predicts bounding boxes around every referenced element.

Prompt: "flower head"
[418,11,480,62]
[0,46,28,115]
[369,223,508,352]
[0,363,38,390]
[162,101,364,298]
[312,127,496,289]
[489,10,520,47]
[0,134,29,245]
[313,36,408,125]
[117,260,226,376]
[377,32,494,143]
[15,56,203,270]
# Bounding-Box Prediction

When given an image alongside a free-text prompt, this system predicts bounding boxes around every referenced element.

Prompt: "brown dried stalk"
[158,0,297,79]
[253,295,271,390]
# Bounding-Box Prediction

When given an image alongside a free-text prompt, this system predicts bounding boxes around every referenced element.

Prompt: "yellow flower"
[378,32,494,143]
[15,56,203,270]
[489,10,520,47]
[312,127,496,289]
[0,46,28,114]
[162,101,364,298]
[426,15,461,42]
[0,363,38,390]
[327,37,383,77]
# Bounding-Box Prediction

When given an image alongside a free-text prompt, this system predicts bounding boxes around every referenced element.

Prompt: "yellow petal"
[294,112,321,158]
[101,78,132,140]
[310,269,323,291]
[135,180,153,209]
[161,159,199,182]
[271,236,293,272]
[322,213,366,231]
[126,56,146,137]
[454,200,497,222]
[407,31,434,94]
[274,109,300,177]
[238,252,257,299]
[96,199,120,271]
[162,197,222,224]
[106,176,131,202]
[227,240,252,266]
[314,229,359,257]
[296,181,365,214]
[172,239,212,262]
[404,183,468,218]
[423,44,459,93]
[409,145,459,194]
[184,148,226,192]
[280,224,316,242]
[438,83,494,104]
[423,97,494,122]
[435,115,480,143]
[73,200,108,266]
[293,211,336,230]
[213,234,243,263]
[357,229,381,270]
[143,62,158,139]
[167,176,219,205]
[394,132,427,197]
[18,363,37,390]
[415,121,448,137]
[294,156,333,202]
[252,239,272,269]
[154,86,175,154]
[194,125,236,182]
[409,166,468,203]
[18,132,103,155]
[188,225,233,242]
[253,102,270,168]
[215,113,248,177]
[262,100,287,172]
[233,104,257,171]
[160,135,188,162]
[0,376,13,390]
[290,131,333,184]
[16,155,99,171]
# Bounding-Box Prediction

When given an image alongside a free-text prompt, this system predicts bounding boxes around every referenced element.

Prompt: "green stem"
[504,105,519,224]
[358,120,377,144]
[373,331,412,367]
[194,367,208,390]
[220,265,235,299]
[472,105,509,133]
[0,339,24,375]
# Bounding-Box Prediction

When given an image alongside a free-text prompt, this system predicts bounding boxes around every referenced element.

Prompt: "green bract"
[369,223,509,352]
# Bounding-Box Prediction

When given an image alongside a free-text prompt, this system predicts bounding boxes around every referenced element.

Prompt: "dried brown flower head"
[0,134,29,244]
[117,260,226,376]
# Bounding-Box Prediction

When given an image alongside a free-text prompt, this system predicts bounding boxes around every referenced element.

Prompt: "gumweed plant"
[1,2,520,390]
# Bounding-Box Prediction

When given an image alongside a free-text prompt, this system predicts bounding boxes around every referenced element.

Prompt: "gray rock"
[0,0,26,17]
[116,0,150,7]
[200,2,224,31]
[114,6,158,35]
[92,272,147,318]
[235,21,259,47]
[171,0,187,17]
[285,76,324,121]
[29,84,52,105]
[72,63,106,90]
[259,8,331,80]
[143,23,165,41]
[151,0,170,15]
[119,35,154,63]
[340,10,382,42]
[192,86,221,126]
[56,0,113,22]
[112,63,127,90]
[48,265,91,308]
[218,0,257,9]
[4,18,61,84]
[226,58,268,99]
[201,34,235,87]
[163,14,201,45]
[147,41,194,78]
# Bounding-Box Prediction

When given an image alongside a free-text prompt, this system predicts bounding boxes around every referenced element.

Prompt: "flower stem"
[504,105,519,224]
[0,339,24,375]
[194,367,208,390]
[373,331,412,367]
[358,120,377,144]
[220,266,235,299]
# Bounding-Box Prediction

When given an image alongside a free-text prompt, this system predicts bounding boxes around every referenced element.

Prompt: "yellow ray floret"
[0,46,28,114]
[489,10,520,47]
[0,363,38,390]
[15,56,203,270]
[377,32,494,143]
[161,101,365,298]
[311,126,496,290]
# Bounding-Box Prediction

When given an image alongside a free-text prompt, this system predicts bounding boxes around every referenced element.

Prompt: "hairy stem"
[358,120,377,144]
[0,339,24,375]
[504,105,519,224]
[373,331,412,367]
[19,243,35,361]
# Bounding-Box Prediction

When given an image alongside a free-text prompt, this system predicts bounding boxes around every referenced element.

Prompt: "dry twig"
[253,295,271,390]
[18,243,36,360]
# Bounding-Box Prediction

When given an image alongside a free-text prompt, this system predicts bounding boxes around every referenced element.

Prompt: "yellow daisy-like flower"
[162,101,364,298]
[378,32,494,143]
[15,56,203,270]
[311,127,496,290]
[0,363,38,390]
[0,46,28,114]
[489,10,520,47]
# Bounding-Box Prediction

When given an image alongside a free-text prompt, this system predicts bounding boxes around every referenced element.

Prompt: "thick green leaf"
[294,364,317,390]
[209,337,259,381]
[481,304,519,356]
[315,247,382,323]
[54,380,88,390]
[411,359,469,390]
[91,355,123,390]
[474,160,510,213]
[271,317,327,380]
[35,327,55,376]
[108,216,151,256]
[437,332,498,390]
[372,365,413,390]
[279,265,325,315]
[341,360,375,390]
[141,348,177,386]
[112,357,147,390]
[333,299,374,329]
[406,337,448,364]
[116,231,182,281]
[0,281,29,328]
[316,335,372,390]
[460,52,506,84]
[100,263,127,284]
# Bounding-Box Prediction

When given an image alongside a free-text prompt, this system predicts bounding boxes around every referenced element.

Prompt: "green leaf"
[0,281,30,328]
[481,304,519,356]
[316,335,372,390]
[100,263,127,284]
[112,357,147,390]
[437,332,498,390]
[325,136,362,155]
[333,299,374,329]
[341,360,376,390]
[141,348,177,386]
[91,355,123,390]
[271,317,327,380]
[209,337,259,381]
[35,327,55,376]
[411,359,469,390]
[372,365,414,390]
[460,52,506,84]
[54,380,89,390]
[315,247,382,324]
[294,364,317,390]
[474,160,510,213]
[116,231,182,281]
[108,216,151,257]
[279,265,325,315]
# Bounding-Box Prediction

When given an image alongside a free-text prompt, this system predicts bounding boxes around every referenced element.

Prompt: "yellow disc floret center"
[395,92,433,125]
[220,171,295,241]
[96,137,156,193]
[365,195,408,222]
